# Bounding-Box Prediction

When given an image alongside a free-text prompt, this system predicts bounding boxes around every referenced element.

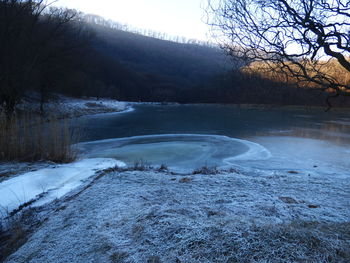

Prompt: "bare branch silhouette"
[207,0,350,108]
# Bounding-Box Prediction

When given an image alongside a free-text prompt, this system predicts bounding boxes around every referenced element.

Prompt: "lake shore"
[2,166,349,262]
[0,96,133,182]
[1,102,349,262]
[9,96,350,121]
[14,96,133,119]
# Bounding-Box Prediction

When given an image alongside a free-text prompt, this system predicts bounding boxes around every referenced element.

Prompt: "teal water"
[74,104,350,172]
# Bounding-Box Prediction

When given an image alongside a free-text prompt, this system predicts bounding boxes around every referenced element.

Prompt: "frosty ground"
[2,163,349,262]
[1,100,349,262]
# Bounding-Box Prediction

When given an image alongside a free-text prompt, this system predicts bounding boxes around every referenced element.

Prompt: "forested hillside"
[82,18,341,107]
[1,1,349,117]
[93,24,230,86]
[47,14,233,103]
[80,21,232,102]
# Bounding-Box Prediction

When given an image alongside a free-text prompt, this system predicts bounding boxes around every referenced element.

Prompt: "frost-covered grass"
[193,165,219,175]
[0,159,124,260]
[3,167,349,263]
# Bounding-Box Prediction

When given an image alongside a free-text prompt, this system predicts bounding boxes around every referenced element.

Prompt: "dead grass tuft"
[193,166,219,175]
[110,251,128,263]
[157,164,168,172]
[179,177,192,183]
[132,159,153,171]
[0,208,41,262]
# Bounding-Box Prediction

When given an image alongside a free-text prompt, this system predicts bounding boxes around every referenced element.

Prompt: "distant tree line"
[185,70,330,106]
[52,9,350,108]
[83,14,216,47]
[1,0,349,115]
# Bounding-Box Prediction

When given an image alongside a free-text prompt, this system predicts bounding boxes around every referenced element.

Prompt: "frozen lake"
[77,134,270,171]
[3,104,350,263]
[75,104,350,174]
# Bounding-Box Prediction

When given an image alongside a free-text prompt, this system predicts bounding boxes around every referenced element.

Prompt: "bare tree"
[36,6,93,114]
[207,0,350,108]
[0,0,92,118]
[0,0,44,118]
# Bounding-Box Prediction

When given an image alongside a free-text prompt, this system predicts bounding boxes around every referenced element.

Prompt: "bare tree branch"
[207,0,350,107]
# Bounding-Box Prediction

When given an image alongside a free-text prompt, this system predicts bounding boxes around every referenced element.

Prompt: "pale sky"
[54,0,211,41]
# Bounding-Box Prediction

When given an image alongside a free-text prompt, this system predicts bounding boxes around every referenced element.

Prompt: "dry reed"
[0,114,78,163]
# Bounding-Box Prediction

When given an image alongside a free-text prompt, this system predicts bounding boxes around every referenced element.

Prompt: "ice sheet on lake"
[242,136,350,176]
[0,158,124,216]
[77,134,272,171]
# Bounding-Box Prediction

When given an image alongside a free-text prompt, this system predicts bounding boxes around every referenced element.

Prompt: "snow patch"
[0,158,124,216]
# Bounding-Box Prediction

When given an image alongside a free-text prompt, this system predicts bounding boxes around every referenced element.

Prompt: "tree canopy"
[207,0,350,107]
[0,0,92,117]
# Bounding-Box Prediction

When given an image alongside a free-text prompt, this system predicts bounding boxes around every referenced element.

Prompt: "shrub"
[132,159,152,171]
[157,164,168,172]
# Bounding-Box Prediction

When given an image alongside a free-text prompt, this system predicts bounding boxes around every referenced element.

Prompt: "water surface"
[74,104,350,173]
